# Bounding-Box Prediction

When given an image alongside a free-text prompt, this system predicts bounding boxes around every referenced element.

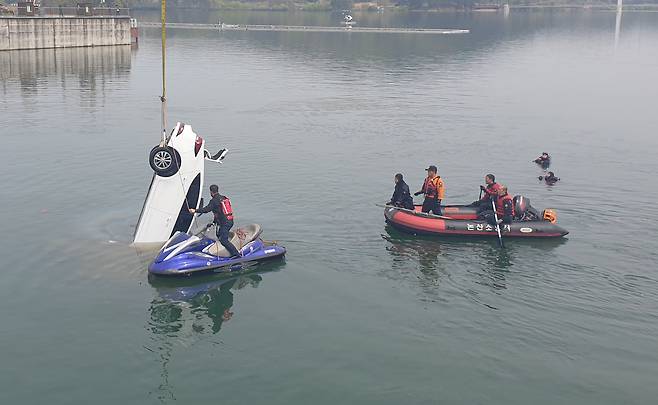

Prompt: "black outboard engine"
[514,195,540,220]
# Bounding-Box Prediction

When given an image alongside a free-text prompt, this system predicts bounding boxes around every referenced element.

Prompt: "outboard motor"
[513,195,540,220]
[513,195,529,219]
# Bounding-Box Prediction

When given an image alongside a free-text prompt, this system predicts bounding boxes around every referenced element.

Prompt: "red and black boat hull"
[384,206,568,238]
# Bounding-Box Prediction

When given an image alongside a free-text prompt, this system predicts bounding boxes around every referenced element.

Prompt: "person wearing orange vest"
[414,165,445,215]
[473,173,501,214]
[478,185,515,226]
[189,184,240,258]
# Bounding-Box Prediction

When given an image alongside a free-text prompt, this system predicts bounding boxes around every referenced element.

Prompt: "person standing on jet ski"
[414,165,444,215]
[472,173,501,214]
[387,173,415,210]
[189,184,241,258]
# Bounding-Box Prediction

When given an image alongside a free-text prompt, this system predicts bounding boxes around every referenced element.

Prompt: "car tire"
[149,146,180,177]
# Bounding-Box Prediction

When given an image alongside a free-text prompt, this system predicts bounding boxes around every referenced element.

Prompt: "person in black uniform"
[189,184,240,258]
[387,173,415,210]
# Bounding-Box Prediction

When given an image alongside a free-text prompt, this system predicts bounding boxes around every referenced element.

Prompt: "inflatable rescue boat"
[384,197,568,238]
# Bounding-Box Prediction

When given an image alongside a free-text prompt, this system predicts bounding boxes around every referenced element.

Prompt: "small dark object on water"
[539,171,560,185]
[533,152,551,169]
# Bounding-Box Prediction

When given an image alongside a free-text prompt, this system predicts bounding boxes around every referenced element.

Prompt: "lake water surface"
[1,10,658,405]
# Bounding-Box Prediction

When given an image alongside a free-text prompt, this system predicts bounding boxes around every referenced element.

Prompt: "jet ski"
[149,224,286,276]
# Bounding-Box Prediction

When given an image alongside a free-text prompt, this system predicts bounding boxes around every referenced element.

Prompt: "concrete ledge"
[1,17,131,51]
[0,16,131,19]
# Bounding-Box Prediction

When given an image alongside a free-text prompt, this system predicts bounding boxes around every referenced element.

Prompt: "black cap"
[425,165,437,172]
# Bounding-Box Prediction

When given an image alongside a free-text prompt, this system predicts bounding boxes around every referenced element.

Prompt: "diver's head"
[209,184,219,197]
[395,173,403,184]
[485,174,495,184]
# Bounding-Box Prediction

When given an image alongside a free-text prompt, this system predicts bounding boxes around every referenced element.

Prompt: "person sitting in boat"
[472,173,501,214]
[478,185,515,226]
[538,171,560,185]
[387,173,415,210]
[534,152,551,167]
[414,165,444,215]
[189,184,240,258]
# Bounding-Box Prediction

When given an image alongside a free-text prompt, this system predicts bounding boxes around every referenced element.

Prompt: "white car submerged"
[133,122,227,244]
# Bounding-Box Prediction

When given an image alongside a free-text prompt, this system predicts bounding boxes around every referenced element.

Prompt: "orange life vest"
[423,176,444,200]
[495,193,514,217]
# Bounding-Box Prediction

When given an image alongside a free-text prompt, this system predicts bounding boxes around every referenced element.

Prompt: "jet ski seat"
[204,224,263,257]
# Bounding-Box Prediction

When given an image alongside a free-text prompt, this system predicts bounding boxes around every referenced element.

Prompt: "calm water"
[2,10,658,405]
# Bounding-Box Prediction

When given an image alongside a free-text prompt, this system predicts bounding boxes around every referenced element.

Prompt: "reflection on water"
[382,224,568,306]
[145,267,279,403]
[147,270,274,338]
[615,8,623,48]
[149,274,262,334]
[383,230,445,283]
[0,45,131,90]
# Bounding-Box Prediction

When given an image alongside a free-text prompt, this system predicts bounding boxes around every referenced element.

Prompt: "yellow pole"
[161,0,166,102]
[160,0,167,137]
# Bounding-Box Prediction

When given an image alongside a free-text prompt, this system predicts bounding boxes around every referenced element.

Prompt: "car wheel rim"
[154,151,172,170]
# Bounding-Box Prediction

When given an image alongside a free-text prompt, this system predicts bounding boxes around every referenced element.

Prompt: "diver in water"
[387,173,415,210]
[414,165,444,215]
[478,185,515,226]
[539,171,560,185]
[534,152,551,168]
[189,184,240,258]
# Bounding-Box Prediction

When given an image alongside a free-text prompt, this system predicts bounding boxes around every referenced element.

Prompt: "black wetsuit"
[197,194,240,257]
[389,180,415,210]
[544,175,559,185]
[535,156,551,169]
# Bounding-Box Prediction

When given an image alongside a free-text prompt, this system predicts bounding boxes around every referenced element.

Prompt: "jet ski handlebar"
[193,222,215,237]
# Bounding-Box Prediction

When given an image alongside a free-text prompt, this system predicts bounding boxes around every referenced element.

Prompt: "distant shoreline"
[128,4,658,13]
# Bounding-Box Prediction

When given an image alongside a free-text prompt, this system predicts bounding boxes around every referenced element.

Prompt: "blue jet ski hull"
[149,231,286,276]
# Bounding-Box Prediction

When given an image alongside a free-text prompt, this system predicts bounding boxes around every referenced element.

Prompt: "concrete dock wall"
[0,17,131,51]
